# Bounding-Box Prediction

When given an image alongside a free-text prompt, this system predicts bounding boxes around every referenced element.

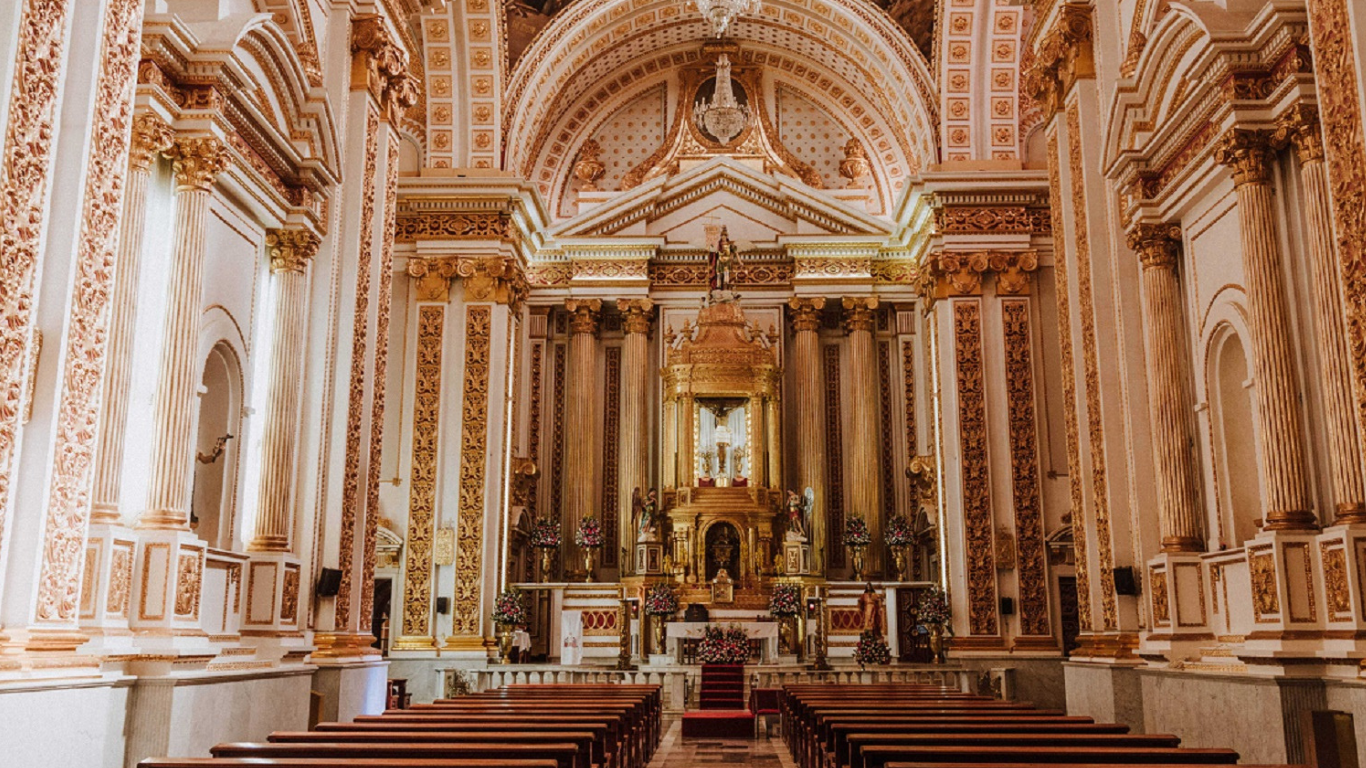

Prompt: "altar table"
[664,621,781,664]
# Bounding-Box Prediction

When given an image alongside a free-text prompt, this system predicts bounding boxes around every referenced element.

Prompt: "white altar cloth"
[664,621,780,663]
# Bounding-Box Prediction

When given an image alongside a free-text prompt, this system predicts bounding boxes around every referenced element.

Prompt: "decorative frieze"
[405,256,528,307]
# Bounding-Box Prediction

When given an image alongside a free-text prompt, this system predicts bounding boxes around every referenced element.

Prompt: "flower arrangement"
[768,583,802,617]
[696,624,751,664]
[575,516,605,549]
[492,588,527,626]
[843,515,872,547]
[854,629,891,669]
[916,585,951,627]
[885,514,914,547]
[644,583,679,616]
[530,518,561,549]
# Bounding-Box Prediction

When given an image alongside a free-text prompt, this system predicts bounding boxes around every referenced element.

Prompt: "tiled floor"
[650,717,796,768]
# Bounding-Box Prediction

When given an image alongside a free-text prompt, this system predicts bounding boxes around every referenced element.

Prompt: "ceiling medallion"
[694,0,760,38]
[693,54,750,145]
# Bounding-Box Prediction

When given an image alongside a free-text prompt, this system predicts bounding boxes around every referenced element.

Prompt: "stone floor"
[649,716,796,768]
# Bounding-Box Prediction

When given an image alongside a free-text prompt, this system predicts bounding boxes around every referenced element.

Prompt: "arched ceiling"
[503,0,941,183]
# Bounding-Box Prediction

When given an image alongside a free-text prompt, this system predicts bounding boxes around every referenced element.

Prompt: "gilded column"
[139,136,230,530]
[843,296,883,575]
[1277,107,1366,525]
[90,113,173,525]
[1128,224,1204,551]
[563,299,602,569]
[789,298,827,573]
[1214,130,1317,530]
[248,230,320,551]
[616,298,654,561]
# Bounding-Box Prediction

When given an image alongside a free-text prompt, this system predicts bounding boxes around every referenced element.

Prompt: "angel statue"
[633,487,659,542]
[785,488,814,542]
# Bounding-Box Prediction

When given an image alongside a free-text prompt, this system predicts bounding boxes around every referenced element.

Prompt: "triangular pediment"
[548,157,892,243]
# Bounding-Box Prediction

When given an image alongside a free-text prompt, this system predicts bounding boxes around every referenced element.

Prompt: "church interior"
[4,0,1366,766]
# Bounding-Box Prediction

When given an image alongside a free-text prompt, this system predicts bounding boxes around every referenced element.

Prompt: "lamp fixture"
[694,0,760,38]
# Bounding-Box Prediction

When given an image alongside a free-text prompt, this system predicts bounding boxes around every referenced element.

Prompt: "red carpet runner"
[681,664,755,738]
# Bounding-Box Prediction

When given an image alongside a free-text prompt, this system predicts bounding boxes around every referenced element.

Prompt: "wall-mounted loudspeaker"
[436,597,450,615]
[1113,566,1139,596]
[316,568,342,597]
[999,597,1016,616]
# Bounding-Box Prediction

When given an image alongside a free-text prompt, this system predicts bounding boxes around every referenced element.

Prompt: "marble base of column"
[1138,552,1211,662]
[1315,525,1366,657]
[77,522,140,652]
[128,529,212,653]
[239,552,309,660]
[1237,529,1325,660]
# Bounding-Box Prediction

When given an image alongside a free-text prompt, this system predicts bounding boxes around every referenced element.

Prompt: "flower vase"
[496,622,515,664]
[850,546,866,581]
[584,548,597,582]
[539,548,554,582]
[929,624,944,664]
[892,547,908,581]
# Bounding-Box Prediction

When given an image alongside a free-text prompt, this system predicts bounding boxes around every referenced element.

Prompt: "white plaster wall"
[159,671,314,760]
[0,680,130,768]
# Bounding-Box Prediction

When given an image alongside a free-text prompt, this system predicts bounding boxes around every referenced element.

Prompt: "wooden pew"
[142,760,559,768]
[844,733,1183,768]
[855,746,1240,768]
[822,722,1132,768]
[314,720,615,767]
[266,731,598,768]
[209,741,581,768]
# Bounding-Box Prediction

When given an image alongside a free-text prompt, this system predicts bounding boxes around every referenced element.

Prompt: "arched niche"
[1207,324,1262,547]
[192,341,244,550]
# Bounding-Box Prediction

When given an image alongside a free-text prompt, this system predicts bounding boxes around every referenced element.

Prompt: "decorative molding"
[394,211,514,243]
[351,14,421,124]
[405,255,528,307]
[1067,101,1118,631]
[1002,299,1050,637]
[550,342,567,532]
[452,306,492,636]
[600,347,621,568]
[1047,126,1092,632]
[527,341,544,518]
[928,251,1040,297]
[878,340,897,533]
[1022,3,1095,118]
[400,305,444,641]
[902,340,917,460]
[823,344,847,569]
[954,300,998,637]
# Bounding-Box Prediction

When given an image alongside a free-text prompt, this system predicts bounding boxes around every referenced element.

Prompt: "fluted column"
[789,298,827,573]
[843,296,883,575]
[91,113,174,525]
[616,298,654,561]
[1214,129,1317,530]
[248,230,320,551]
[1129,224,1205,551]
[139,136,229,530]
[563,299,602,569]
[1277,107,1366,525]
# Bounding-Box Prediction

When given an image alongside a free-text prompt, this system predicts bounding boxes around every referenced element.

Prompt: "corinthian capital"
[1126,223,1183,270]
[787,297,827,332]
[170,136,229,191]
[128,113,174,172]
[616,298,655,336]
[267,229,321,274]
[351,15,418,123]
[1272,104,1324,165]
[564,298,603,336]
[842,296,880,334]
[1022,3,1095,118]
[1213,129,1275,187]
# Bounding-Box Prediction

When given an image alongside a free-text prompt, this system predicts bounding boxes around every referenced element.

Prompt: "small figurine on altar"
[707,226,742,297]
[858,583,886,639]
[633,487,659,542]
[785,488,814,542]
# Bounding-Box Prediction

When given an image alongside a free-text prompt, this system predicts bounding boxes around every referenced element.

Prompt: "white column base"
[1315,524,1366,659]
[129,529,211,653]
[1140,552,1211,662]
[1239,529,1325,660]
[78,522,139,654]
[240,552,309,662]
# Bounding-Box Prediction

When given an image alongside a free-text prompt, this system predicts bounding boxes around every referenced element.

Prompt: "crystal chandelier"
[694,0,760,38]
[693,54,750,145]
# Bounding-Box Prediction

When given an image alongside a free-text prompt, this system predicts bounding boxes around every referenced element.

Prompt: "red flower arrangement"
[644,583,679,616]
[885,514,914,547]
[854,629,891,669]
[916,585,951,627]
[492,588,528,626]
[843,515,872,547]
[768,583,802,617]
[696,624,751,664]
[531,518,561,549]
[575,516,605,548]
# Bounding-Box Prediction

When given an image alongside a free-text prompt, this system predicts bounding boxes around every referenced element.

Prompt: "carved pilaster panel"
[902,340,918,459]
[528,342,544,517]
[823,344,847,569]
[1047,126,1093,631]
[550,343,567,530]
[878,340,897,532]
[601,347,621,568]
[954,300,999,636]
[1066,100,1118,630]
[1002,299,1051,637]
[400,306,444,641]
[452,306,492,636]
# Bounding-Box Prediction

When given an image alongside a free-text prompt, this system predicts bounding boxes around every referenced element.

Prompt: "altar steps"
[699,664,746,710]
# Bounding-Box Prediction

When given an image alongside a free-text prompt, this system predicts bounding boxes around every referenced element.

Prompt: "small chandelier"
[694,54,750,145]
[694,0,760,38]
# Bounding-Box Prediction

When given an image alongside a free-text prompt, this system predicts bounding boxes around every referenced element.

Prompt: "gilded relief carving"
[1150,570,1170,625]
[601,347,621,568]
[108,547,133,617]
[1323,543,1350,617]
[174,551,203,619]
[1249,549,1280,621]
[401,306,445,640]
[452,306,492,636]
[281,567,299,623]
[1003,299,1050,636]
[955,300,999,637]
[824,345,847,569]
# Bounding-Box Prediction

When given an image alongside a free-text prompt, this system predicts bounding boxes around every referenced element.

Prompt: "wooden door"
[896,588,932,663]
[1058,576,1080,655]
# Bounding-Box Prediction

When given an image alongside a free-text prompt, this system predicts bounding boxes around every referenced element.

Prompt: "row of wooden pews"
[139,683,662,768]
[781,683,1294,768]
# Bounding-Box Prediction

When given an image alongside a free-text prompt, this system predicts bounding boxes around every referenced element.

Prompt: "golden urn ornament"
[573,139,606,191]
[838,139,871,188]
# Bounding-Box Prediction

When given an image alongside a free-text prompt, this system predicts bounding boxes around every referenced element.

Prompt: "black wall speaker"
[436,597,450,615]
[1113,566,1139,596]
[999,597,1016,616]
[316,567,342,597]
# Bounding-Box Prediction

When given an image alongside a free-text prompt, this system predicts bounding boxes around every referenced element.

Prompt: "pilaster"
[843,297,883,578]
[788,297,828,575]
[562,298,602,577]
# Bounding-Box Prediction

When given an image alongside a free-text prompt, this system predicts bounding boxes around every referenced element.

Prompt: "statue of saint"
[784,487,814,542]
[858,583,885,638]
[633,487,659,542]
[708,226,741,295]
